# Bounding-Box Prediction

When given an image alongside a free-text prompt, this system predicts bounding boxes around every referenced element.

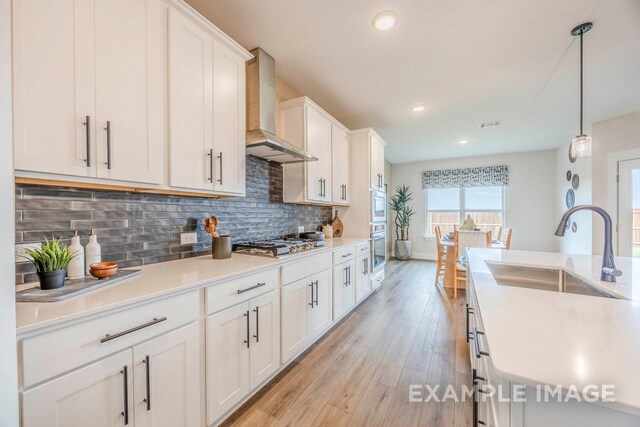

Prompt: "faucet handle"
[602,267,623,277]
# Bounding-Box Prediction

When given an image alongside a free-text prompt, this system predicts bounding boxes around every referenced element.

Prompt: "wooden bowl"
[89,262,118,279]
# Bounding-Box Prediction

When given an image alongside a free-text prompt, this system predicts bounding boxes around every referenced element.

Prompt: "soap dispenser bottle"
[85,229,102,274]
[67,230,85,280]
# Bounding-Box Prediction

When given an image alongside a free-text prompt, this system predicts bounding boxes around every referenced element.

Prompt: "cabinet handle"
[104,120,112,169]
[341,253,352,258]
[309,282,314,308]
[466,305,474,343]
[472,368,487,426]
[472,327,489,359]
[100,317,167,343]
[344,184,347,200]
[217,152,223,185]
[237,282,266,294]
[314,280,319,305]
[207,149,213,183]
[253,306,259,342]
[243,310,250,348]
[143,355,151,411]
[318,179,323,197]
[84,115,91,167]
[120,365,129,425]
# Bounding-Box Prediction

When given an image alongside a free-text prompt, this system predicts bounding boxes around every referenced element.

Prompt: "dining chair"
[453,230,490,298]
[501,228,512,249]
[434,226,446,286]
[493,225,502,242]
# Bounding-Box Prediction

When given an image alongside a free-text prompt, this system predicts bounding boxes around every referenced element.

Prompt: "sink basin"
[485,262,616,299]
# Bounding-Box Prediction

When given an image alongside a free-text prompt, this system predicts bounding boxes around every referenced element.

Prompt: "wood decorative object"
[330,210,343,237]
[205,216,219,238]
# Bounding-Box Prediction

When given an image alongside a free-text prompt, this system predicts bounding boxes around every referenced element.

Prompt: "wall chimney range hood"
[246,48,317,163]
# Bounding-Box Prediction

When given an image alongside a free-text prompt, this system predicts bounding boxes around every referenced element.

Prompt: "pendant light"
[570,22,594,158]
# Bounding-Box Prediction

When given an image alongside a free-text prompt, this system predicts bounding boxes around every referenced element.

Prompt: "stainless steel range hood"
[246,48,317,163]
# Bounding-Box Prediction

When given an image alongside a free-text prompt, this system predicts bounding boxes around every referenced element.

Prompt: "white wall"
[592,111,640,255]
[554,141,592,254]
[390,150,557,260]
[384,160,393,257]
[0,0,19,425]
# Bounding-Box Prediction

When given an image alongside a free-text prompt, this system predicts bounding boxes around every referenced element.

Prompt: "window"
[426,186,504,237]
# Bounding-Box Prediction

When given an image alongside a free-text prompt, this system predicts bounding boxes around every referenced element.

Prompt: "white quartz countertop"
[15,237,369,335]
[467,248,640,417]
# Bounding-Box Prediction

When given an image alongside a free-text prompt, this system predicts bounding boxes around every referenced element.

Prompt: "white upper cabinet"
[212,39,246,195]
[168,8,214,191]
[94,0,163,184]
[13,0,96,178]
[370,132,385,192]
[331,123,350,205]
[13,0,163,184]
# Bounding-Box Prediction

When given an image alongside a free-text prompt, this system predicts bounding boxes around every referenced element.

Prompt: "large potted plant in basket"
[24,236,75,290]
[389,185,415,261]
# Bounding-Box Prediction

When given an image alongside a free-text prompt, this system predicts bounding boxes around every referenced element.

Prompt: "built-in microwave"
[371,189,386,223]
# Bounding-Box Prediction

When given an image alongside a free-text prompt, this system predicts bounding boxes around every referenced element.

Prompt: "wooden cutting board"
[330,210,343,237]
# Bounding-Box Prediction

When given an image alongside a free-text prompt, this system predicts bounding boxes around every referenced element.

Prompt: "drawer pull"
[100,317,167,343]
[237,282,267,294]
[472,327,489,359]
[341,253,353,258]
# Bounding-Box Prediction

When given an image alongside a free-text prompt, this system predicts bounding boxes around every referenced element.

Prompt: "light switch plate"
[298,226,304,233]
[15,243,41,263]
[180,232,198,245]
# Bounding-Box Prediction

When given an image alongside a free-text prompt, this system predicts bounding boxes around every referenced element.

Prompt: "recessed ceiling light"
[411,105,425,112]
[458,139,469,145]
[373,11,397,31]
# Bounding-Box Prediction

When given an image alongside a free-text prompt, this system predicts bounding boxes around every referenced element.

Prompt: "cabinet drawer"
[21,291,199,388]
[355,241,370,256]
[281,253,332,285]
[332,245,356,265]
[206,268,279,314]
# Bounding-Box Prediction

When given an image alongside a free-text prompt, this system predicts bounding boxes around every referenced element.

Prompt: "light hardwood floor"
[221,259,472,427]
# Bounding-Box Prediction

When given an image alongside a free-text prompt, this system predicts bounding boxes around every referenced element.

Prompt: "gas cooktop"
[232,238,325,258]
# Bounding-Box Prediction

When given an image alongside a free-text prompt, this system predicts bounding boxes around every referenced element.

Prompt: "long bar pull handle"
[207,149,213,183]
[466,305,474,343]
[318,179,323,197]
[243,310,250,348]
[105,121,112,169]
[217,152,223,185]
[84,116,91,167]
[472,327,489,358]
[309,282,314,307]
[237,282,266,294]
[121,365,129,425]
[314,280,319,305]
[253,306,259,342]
[100,317,167,343]
[143,355,151,411]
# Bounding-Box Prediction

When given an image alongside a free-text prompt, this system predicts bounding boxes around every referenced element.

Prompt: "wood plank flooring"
[222,259,472,427]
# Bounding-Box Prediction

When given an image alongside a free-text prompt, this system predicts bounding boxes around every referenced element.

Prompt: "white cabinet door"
[305,107,332,202]
[370,133,385,191]
[133,322,200,427]
[13,0,96,177]
[22,349,132,427]
[212,39,246,195]
[168,8,214,191]
[206,303,251,425]
[333,260,355,320]
[94,0,163,184]
[331,124,350,205]
[249,290,280,390]
[355,254,371,302]
[309,269,333,340]
[281,278,313,363]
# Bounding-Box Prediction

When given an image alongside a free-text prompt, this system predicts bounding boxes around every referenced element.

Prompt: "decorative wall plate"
[566,170,572,181]
[566,189,575,208]
[571,222,578,233]
[572,174,580,190]
[569,143,577,163]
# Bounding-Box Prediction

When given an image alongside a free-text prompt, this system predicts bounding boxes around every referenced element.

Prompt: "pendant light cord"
[580,30,584,135]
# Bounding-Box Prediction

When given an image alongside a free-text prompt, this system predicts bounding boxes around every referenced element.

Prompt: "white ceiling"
[185,0,640,163]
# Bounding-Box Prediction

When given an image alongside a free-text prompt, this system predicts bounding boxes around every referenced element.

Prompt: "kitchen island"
[466,248,640,426]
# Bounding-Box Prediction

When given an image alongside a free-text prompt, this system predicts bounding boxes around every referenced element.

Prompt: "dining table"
[440,236,506,289]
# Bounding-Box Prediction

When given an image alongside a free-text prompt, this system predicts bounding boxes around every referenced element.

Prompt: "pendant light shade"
[570,22,593,158]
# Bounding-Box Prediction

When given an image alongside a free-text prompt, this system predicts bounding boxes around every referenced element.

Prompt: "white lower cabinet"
[206,289,280,425]
[355,254,371,302]
[22,322,200,427]
[281,269,333,363]
[333,259,356,321]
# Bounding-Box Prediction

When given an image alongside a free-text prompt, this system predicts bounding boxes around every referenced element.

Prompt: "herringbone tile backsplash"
[15,156,332,285]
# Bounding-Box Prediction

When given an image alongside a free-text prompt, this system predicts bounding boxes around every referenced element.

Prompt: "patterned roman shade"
[422,165,509,189]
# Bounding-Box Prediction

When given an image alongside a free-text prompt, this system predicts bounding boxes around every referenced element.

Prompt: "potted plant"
[24,237,75,290]
[389,185,415,261]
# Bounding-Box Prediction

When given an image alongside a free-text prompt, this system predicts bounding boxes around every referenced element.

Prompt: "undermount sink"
[485,262,617,299]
